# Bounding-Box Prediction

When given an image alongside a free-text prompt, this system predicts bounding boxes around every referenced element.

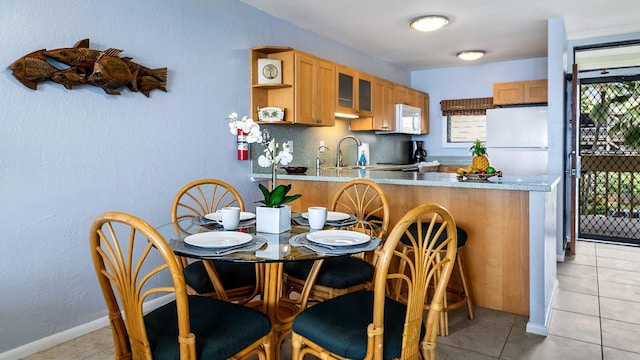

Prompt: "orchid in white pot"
[226,113,301,233]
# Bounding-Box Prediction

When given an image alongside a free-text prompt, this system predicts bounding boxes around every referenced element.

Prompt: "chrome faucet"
[335,135,362,167]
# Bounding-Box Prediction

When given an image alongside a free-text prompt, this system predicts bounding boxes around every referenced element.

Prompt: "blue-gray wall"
[410,57,548,157]
[0,0,408,353]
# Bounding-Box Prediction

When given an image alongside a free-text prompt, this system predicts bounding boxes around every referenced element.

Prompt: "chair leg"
[456,253,475,320]
[432,246,474,336]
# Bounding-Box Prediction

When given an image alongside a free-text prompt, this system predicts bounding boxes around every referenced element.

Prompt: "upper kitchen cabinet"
[417,91,429,134]
[493,79,548,105]
[250,46,334,126]
[295,52,335,126]
[250,46,295,123]
[335,65,373,118]
[394,84,417,107]
[351,77,395,131]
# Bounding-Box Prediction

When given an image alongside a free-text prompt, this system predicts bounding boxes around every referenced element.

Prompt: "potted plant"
[255,183,301,233]
[226,112,300,233]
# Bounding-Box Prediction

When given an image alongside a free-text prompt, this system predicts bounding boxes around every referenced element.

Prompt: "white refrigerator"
[485,106,548,176]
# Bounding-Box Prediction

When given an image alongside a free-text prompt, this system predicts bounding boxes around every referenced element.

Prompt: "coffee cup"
[215,207,241,230]
[307,206,328,230]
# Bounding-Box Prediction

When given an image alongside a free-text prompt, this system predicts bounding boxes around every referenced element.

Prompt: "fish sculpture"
[51,67,88,89]
[43,39,101,74]
[8,39,167,97]
[137,75,168,97]
[122,58,167,97]
[8,49,59,90]
[87,48,139,95]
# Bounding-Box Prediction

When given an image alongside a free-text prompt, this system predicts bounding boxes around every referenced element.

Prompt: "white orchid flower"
[228,121,239,135]
[276,150,293,165]
[258,155,272,167]
[245,125,263,143]
[226,112,238,122]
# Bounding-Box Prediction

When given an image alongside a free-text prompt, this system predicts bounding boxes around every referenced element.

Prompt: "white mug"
[308,206,328,230]
[216,206,241,230]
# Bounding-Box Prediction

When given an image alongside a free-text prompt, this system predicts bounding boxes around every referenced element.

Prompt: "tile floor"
[22,240,640,360]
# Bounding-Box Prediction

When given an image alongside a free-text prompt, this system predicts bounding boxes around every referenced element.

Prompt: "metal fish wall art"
[8,39,167,97]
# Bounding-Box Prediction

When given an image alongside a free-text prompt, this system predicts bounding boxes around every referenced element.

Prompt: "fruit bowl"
[457,170,502,182]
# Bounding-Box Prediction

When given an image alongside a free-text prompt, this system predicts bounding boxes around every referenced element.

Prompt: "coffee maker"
[410,140,427,164]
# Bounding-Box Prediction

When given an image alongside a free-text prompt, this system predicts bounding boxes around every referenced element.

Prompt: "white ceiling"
[239,0,640,70]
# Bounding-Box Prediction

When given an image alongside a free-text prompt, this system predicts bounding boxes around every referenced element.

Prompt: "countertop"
[250,168,561,192]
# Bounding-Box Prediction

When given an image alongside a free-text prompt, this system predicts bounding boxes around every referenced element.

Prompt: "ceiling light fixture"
[457,50,485,61]
[410,15,449,32]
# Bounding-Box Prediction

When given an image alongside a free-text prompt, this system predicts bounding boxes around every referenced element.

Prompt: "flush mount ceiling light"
[457,50,486,61]
[410,15,449,32]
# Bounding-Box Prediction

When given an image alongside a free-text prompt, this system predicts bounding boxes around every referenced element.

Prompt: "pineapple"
[469,139,490,171]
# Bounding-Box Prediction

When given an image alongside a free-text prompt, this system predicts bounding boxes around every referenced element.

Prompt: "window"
[440,97,493,148]
[447,114,486,143]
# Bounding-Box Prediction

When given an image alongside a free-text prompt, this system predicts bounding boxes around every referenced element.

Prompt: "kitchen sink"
[324,162,439,172]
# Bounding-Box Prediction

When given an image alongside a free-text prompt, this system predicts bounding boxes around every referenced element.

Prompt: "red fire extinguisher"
[237,129,249,160]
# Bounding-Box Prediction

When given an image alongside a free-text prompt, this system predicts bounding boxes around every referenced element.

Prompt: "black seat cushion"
[293,291,420,360]
[400,222,467,248]
[183,260,256,294]
[284,256,374,289]
[144,295,270,360]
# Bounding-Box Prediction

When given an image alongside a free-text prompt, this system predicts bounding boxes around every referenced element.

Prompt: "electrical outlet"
[319,141,326,152]
[287,140,293,153]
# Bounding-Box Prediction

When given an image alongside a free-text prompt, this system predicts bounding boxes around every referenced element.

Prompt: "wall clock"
[257,58,282,84]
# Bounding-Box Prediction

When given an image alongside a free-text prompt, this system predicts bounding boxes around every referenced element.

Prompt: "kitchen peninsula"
[251,169,562,336]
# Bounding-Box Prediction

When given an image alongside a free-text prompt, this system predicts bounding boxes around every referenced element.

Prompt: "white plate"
[306,230,370,247]
[301,211,350,222]
[184,232,252,248]
[204,212,256,222]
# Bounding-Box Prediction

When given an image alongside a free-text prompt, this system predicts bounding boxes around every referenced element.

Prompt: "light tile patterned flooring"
[23,241,640,360]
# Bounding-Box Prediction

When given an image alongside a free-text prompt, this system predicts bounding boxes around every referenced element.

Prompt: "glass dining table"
[154,214,382,359]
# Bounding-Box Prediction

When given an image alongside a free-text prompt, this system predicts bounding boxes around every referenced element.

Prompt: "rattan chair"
[171,179,260,303]
[291,203,458,360]
[284,179,390,302]
[401,223,475,336]
[90,211,272,360]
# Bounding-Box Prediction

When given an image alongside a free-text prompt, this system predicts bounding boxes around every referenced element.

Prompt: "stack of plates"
[290,230,380,255]
[173,231,265,257]
[184,231,253,249]
[293,211,358,227]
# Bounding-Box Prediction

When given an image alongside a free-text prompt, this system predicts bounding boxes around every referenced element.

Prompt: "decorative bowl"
[257,107,285,122]
[283,166,308,174]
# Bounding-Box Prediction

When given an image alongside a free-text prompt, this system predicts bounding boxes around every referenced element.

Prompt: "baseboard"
[0,294,174,360]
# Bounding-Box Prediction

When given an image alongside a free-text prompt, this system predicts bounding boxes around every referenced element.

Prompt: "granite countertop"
[250,168,561,192]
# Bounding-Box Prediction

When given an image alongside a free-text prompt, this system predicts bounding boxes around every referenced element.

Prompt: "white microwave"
[375,104,422,135]
[395,104,422,134]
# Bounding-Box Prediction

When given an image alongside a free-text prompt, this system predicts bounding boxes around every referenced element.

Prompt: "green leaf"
[255,183,302,207]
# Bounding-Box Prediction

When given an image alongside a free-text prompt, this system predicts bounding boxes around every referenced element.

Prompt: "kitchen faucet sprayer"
[336,135,362,167]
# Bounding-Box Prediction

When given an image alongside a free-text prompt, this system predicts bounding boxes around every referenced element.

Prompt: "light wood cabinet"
[394,84,412,106]
[351,77,395,131]
[335,65,373,118]
[251,46,429,131]
[417,91,429,134]
[295,52,335,126]
[251,47,334,126]
[493,79,548,105]
[250,46,295,123]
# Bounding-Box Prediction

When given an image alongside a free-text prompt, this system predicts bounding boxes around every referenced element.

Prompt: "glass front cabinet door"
[335,65,372,118]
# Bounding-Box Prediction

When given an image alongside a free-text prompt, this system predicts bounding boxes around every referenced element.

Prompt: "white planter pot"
[256,205,291,234]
